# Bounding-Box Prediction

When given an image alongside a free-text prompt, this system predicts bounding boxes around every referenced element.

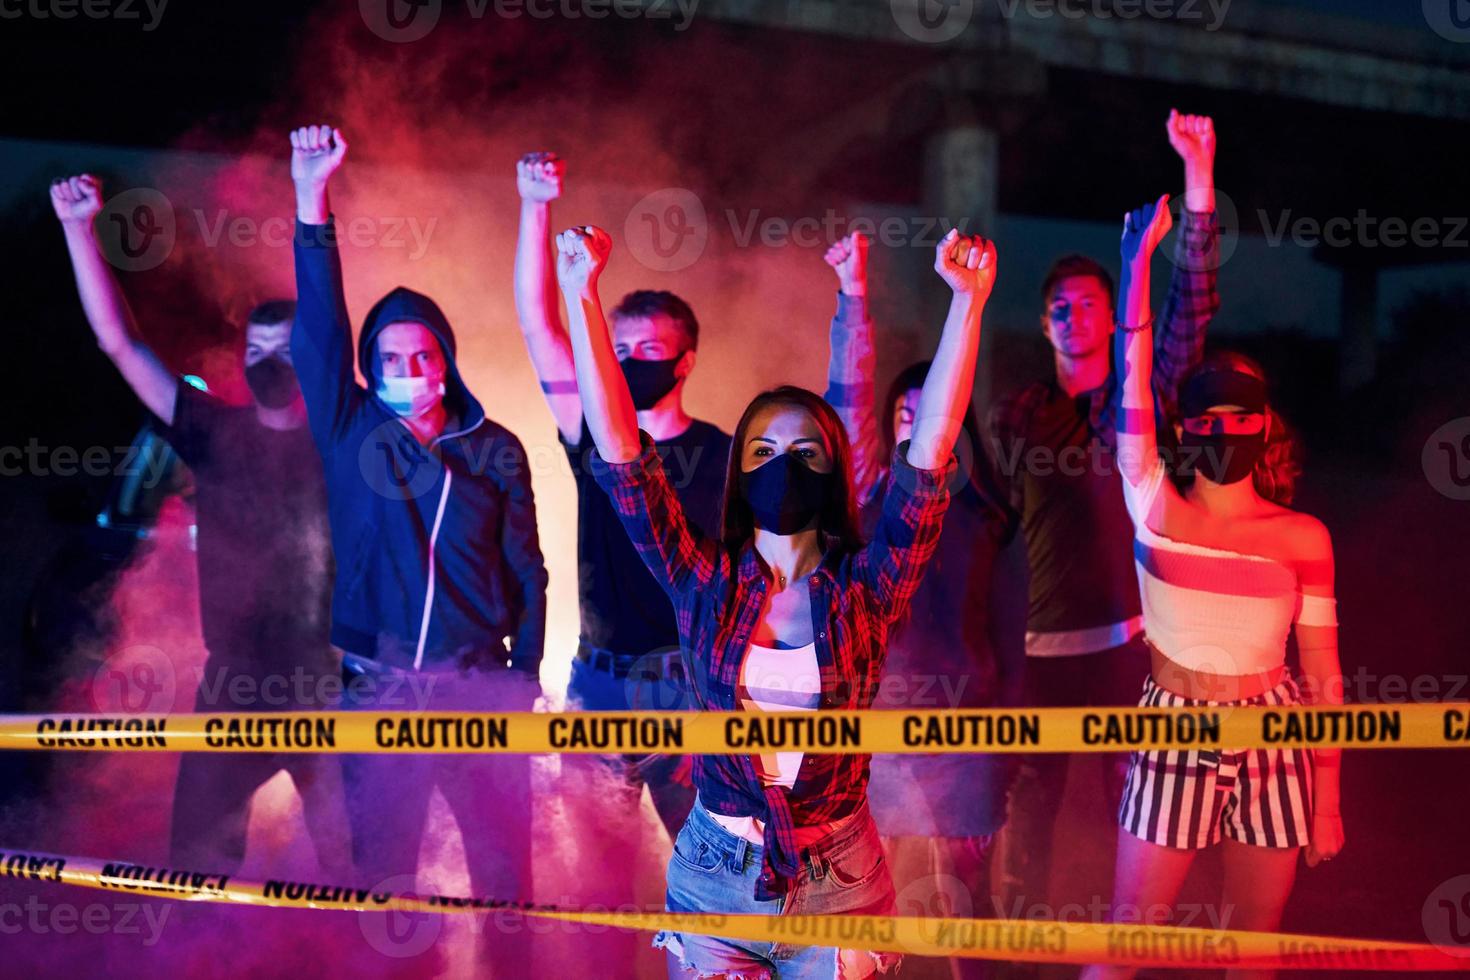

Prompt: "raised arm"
[851,232,996,622]
[555,225,639,463]
[558,225,721,596]
[288,125,360,446]
[908,230,995,470]
[822,233,883,505]
[51,176,177,425]
[1154,110,1220,398]
[513,152,582,442]
[1115,195,1175,523]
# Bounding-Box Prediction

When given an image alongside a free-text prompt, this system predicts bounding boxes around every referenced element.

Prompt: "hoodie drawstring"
[412,468,453,671]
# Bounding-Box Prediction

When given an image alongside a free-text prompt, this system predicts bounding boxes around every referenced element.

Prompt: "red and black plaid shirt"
[594,432,954,898]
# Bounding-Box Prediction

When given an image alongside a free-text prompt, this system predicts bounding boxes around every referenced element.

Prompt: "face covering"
[620,355,682,411]
[1177,367,1269,486]
[377,374,445,419]
[244,356,299,409]
[739,453,833,535]
[1179,429,1266,485]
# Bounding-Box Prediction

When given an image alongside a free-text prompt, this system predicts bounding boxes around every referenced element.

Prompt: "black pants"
[993,635,1151,947]
[342,664,538,974]
[169,660,350,876]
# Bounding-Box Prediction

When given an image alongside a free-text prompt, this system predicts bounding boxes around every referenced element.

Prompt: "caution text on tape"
[1,704,1469,753]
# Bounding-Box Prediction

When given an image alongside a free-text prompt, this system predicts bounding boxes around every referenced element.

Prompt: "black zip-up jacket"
[292,218,547,672]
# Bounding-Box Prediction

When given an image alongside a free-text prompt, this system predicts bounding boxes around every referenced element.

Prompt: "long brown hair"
[1176,351,1302,505]
[719,386,865,554]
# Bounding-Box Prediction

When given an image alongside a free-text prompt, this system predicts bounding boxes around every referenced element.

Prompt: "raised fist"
[1120,194,1174,265]
[290,125,349,187]
[50,174,103,225]
[555,225,612,295]
[1166,109,1215,172]
[517,151,564,204]
[824,232,869,296]
[933,229,997,302]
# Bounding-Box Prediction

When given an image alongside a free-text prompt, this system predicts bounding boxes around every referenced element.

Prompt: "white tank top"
[707,641,821,844]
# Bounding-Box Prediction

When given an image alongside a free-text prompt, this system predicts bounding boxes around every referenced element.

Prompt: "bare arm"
[1114,195,1175,522]
[907,230,995,471]
[1169,108,1216,215]
[555,226,640,463]
[51,176,177,425]
[513,153,582,442]
[1293,518,1344,867]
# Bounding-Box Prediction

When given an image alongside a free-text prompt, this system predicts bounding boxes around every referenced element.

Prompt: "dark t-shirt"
[158,381,334,673]
[1012,390,1141,635]
[863,471,1009,710]
[562,419,730,655]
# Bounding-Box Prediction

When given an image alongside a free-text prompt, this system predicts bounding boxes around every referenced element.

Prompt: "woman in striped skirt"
[1081,195,1346,980]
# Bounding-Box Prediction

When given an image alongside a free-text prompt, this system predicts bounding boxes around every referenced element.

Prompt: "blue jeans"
[656,798,900,979]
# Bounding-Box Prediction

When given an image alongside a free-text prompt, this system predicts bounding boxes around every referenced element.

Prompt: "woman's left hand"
[1304,811,1345,867]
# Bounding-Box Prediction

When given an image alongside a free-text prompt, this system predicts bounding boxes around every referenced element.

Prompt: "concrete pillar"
[922,122,1000,426]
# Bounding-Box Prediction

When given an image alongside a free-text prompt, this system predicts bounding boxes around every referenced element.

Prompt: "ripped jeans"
[655,797,901,979]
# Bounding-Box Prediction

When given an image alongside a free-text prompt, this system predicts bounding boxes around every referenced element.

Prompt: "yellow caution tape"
[1,704,1468,754]
[0,847,1461,970]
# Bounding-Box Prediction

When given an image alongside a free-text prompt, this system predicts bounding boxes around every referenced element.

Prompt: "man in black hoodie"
[289,126,547,970]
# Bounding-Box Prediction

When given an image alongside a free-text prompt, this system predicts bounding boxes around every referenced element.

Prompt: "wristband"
[1117,316,1154,334]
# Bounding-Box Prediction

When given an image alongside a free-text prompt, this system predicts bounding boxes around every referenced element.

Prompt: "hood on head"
[358,286,483,428]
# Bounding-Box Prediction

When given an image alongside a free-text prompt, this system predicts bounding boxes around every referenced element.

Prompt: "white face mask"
[377,375,445,419]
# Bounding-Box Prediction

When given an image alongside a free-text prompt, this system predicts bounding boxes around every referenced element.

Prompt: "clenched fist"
[555,225,612,296]
[51,174,103,225]
[824,232,868,297]
[1166,109,1215,173]
[290,125,349,187]
[517,152,564,204]
[934,229,997,303]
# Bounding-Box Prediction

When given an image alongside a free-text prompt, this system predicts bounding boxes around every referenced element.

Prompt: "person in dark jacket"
[288,125,547,973]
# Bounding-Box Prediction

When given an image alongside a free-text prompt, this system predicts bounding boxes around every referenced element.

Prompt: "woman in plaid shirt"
[554,223,996,979]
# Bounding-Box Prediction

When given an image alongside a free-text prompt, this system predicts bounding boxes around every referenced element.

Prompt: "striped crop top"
[1121,460,1337,675]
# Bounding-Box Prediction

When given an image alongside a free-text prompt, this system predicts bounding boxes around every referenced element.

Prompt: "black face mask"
[244,356,299,409]
[739,453,833,536]
[620,355,682,411]
[1179,430,1266,486]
